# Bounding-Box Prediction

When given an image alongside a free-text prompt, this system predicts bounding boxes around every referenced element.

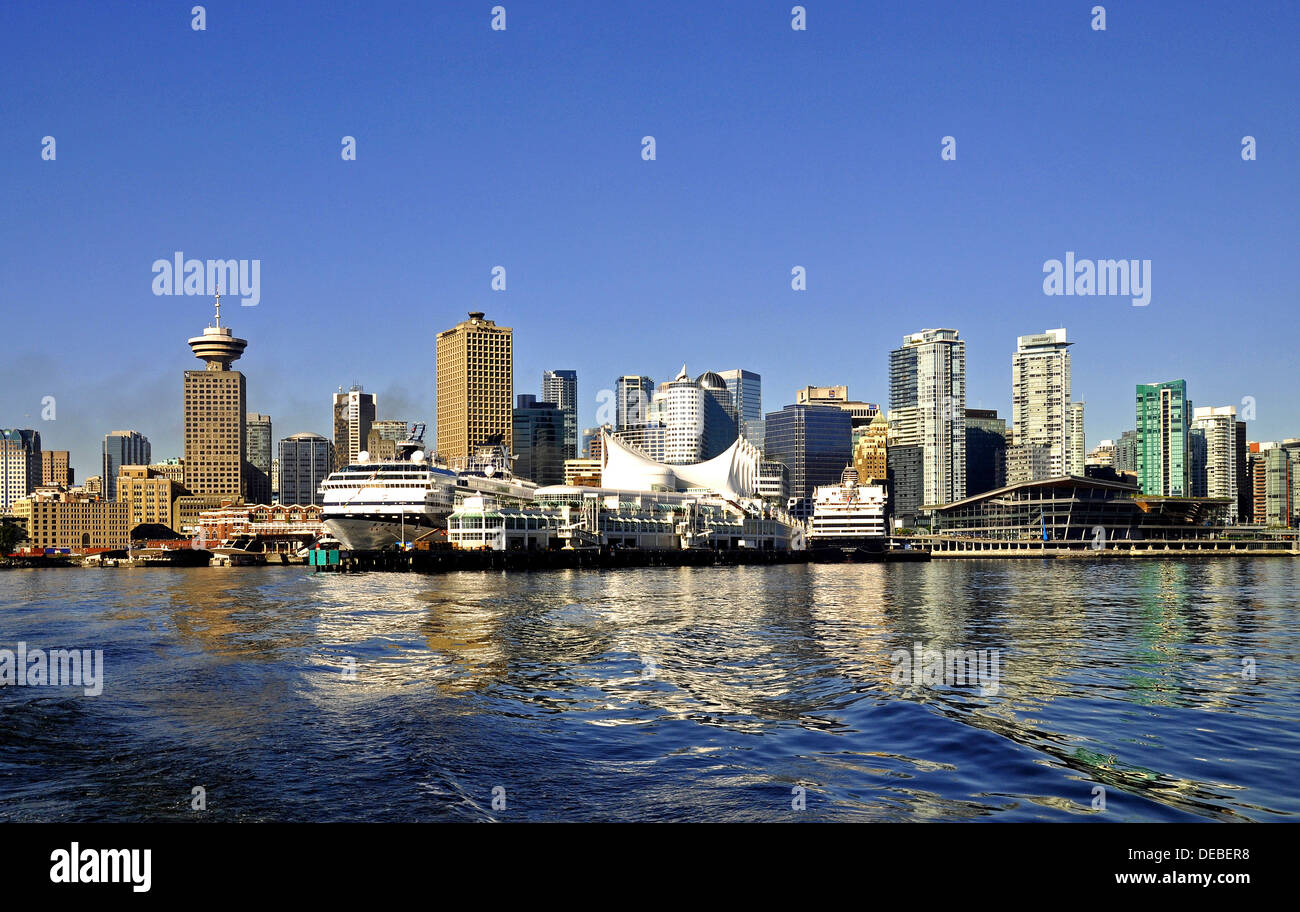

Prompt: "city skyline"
[5,298,1293,484]
[1,3,1295,477]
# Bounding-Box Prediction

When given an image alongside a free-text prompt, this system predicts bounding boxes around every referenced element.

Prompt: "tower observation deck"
[187,292,247,370]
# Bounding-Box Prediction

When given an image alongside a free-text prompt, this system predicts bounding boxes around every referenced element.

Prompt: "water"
[1,560,1297,821]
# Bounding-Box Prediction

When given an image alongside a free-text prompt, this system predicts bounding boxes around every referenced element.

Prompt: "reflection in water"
[1,560,1297,822]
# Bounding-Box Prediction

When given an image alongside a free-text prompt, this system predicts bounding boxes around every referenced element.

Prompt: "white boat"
[320,425,457,551]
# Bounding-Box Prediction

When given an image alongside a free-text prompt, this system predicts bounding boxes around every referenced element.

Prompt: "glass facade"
[763,405,852,505]
[1136,380,1190,496]
[512,394,566,487]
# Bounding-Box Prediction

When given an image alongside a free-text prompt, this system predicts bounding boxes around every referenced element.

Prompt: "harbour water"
[1,560,1296,821]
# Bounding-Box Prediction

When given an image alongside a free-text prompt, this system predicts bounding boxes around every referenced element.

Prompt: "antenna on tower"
[214,283,222,328]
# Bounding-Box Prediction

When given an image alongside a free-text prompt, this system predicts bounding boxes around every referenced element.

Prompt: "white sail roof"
[600,430,759,502]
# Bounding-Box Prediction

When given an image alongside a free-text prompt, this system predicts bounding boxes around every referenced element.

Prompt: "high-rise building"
[965,408,1007,495]
[332,386,376,471]
[697,371,739,459]
[1012,329,1085,478]
[764,404,853,513]
[40,450,73,487]
[184,298,248,499]
[278,433,333,506]
[1192,406,1239,517]
[852,412,891,484]
[717,369,762,445]
[370,419,408,442]
[435,312,513,462]
[244,413,273,505]
[1260,441,1300,527]
[1236,421,1250,523]
[886,444,924,529]
[1006,444,1053,485]
[582,425,612,459]
[541,370,578,461]
[889,328,966,507]
[757,461,790,503]
[1,429,41,512]
[660,368,707,464]
[148,458,186,485]
[246,413,273,472]
[1112,429,1140,475]
[615,375,655,430]
[1086,441,1115,468]
[1066,401,1086,476]
[1189,426,1208,497]
[366,419,409,461]
[512,394,565,487]
[612,424,666,462]
[795,386,879,427]
[102,430,151,501]
[1136,380,1191,496]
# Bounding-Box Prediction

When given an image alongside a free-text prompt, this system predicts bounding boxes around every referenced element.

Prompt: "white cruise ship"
[320,426,458,551]
[320,430,540,551]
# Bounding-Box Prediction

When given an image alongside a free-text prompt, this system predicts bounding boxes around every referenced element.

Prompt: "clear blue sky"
[2,1,1296,476]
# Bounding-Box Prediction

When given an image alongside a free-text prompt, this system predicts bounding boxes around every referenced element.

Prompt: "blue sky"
[1,1,1296,475]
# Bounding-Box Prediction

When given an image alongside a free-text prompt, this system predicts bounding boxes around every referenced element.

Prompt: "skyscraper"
[0,429,41,512]
[435,311,513,462]
[1012,329,1084,478]
[1113,429,1140,475]
[660,368,707,464]
[852,412,890,484]
[615,375,656,430]
[1066,401,1086,476]
[1192,406,1240,517]
[184,297,247,498]
[541,369,578,461]
[245,413,273,503]
[1136,380,1191,496]
[512,394,565,486]
[1235,420,1250,523]
[764,404,852,513]
[795,385,879,426]
[697,371,739,459]
[246,413,273,476]
[965,408,1007,495]
[102,430,151,501]
[889,328,966,507]
[278,433,333,506]
[717,369,762,445]
[332,386,376,470]
[40,449,73,487]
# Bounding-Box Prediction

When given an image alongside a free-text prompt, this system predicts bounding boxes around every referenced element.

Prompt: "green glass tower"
[1136,380,1191,496]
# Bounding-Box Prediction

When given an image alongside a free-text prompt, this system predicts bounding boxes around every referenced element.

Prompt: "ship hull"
[322,511,446,552]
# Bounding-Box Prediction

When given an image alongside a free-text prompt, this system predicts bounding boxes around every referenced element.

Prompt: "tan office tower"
[184,296,248,497]
[435,311,513,462]
[332,386,376,470]
[41,449,73,487]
